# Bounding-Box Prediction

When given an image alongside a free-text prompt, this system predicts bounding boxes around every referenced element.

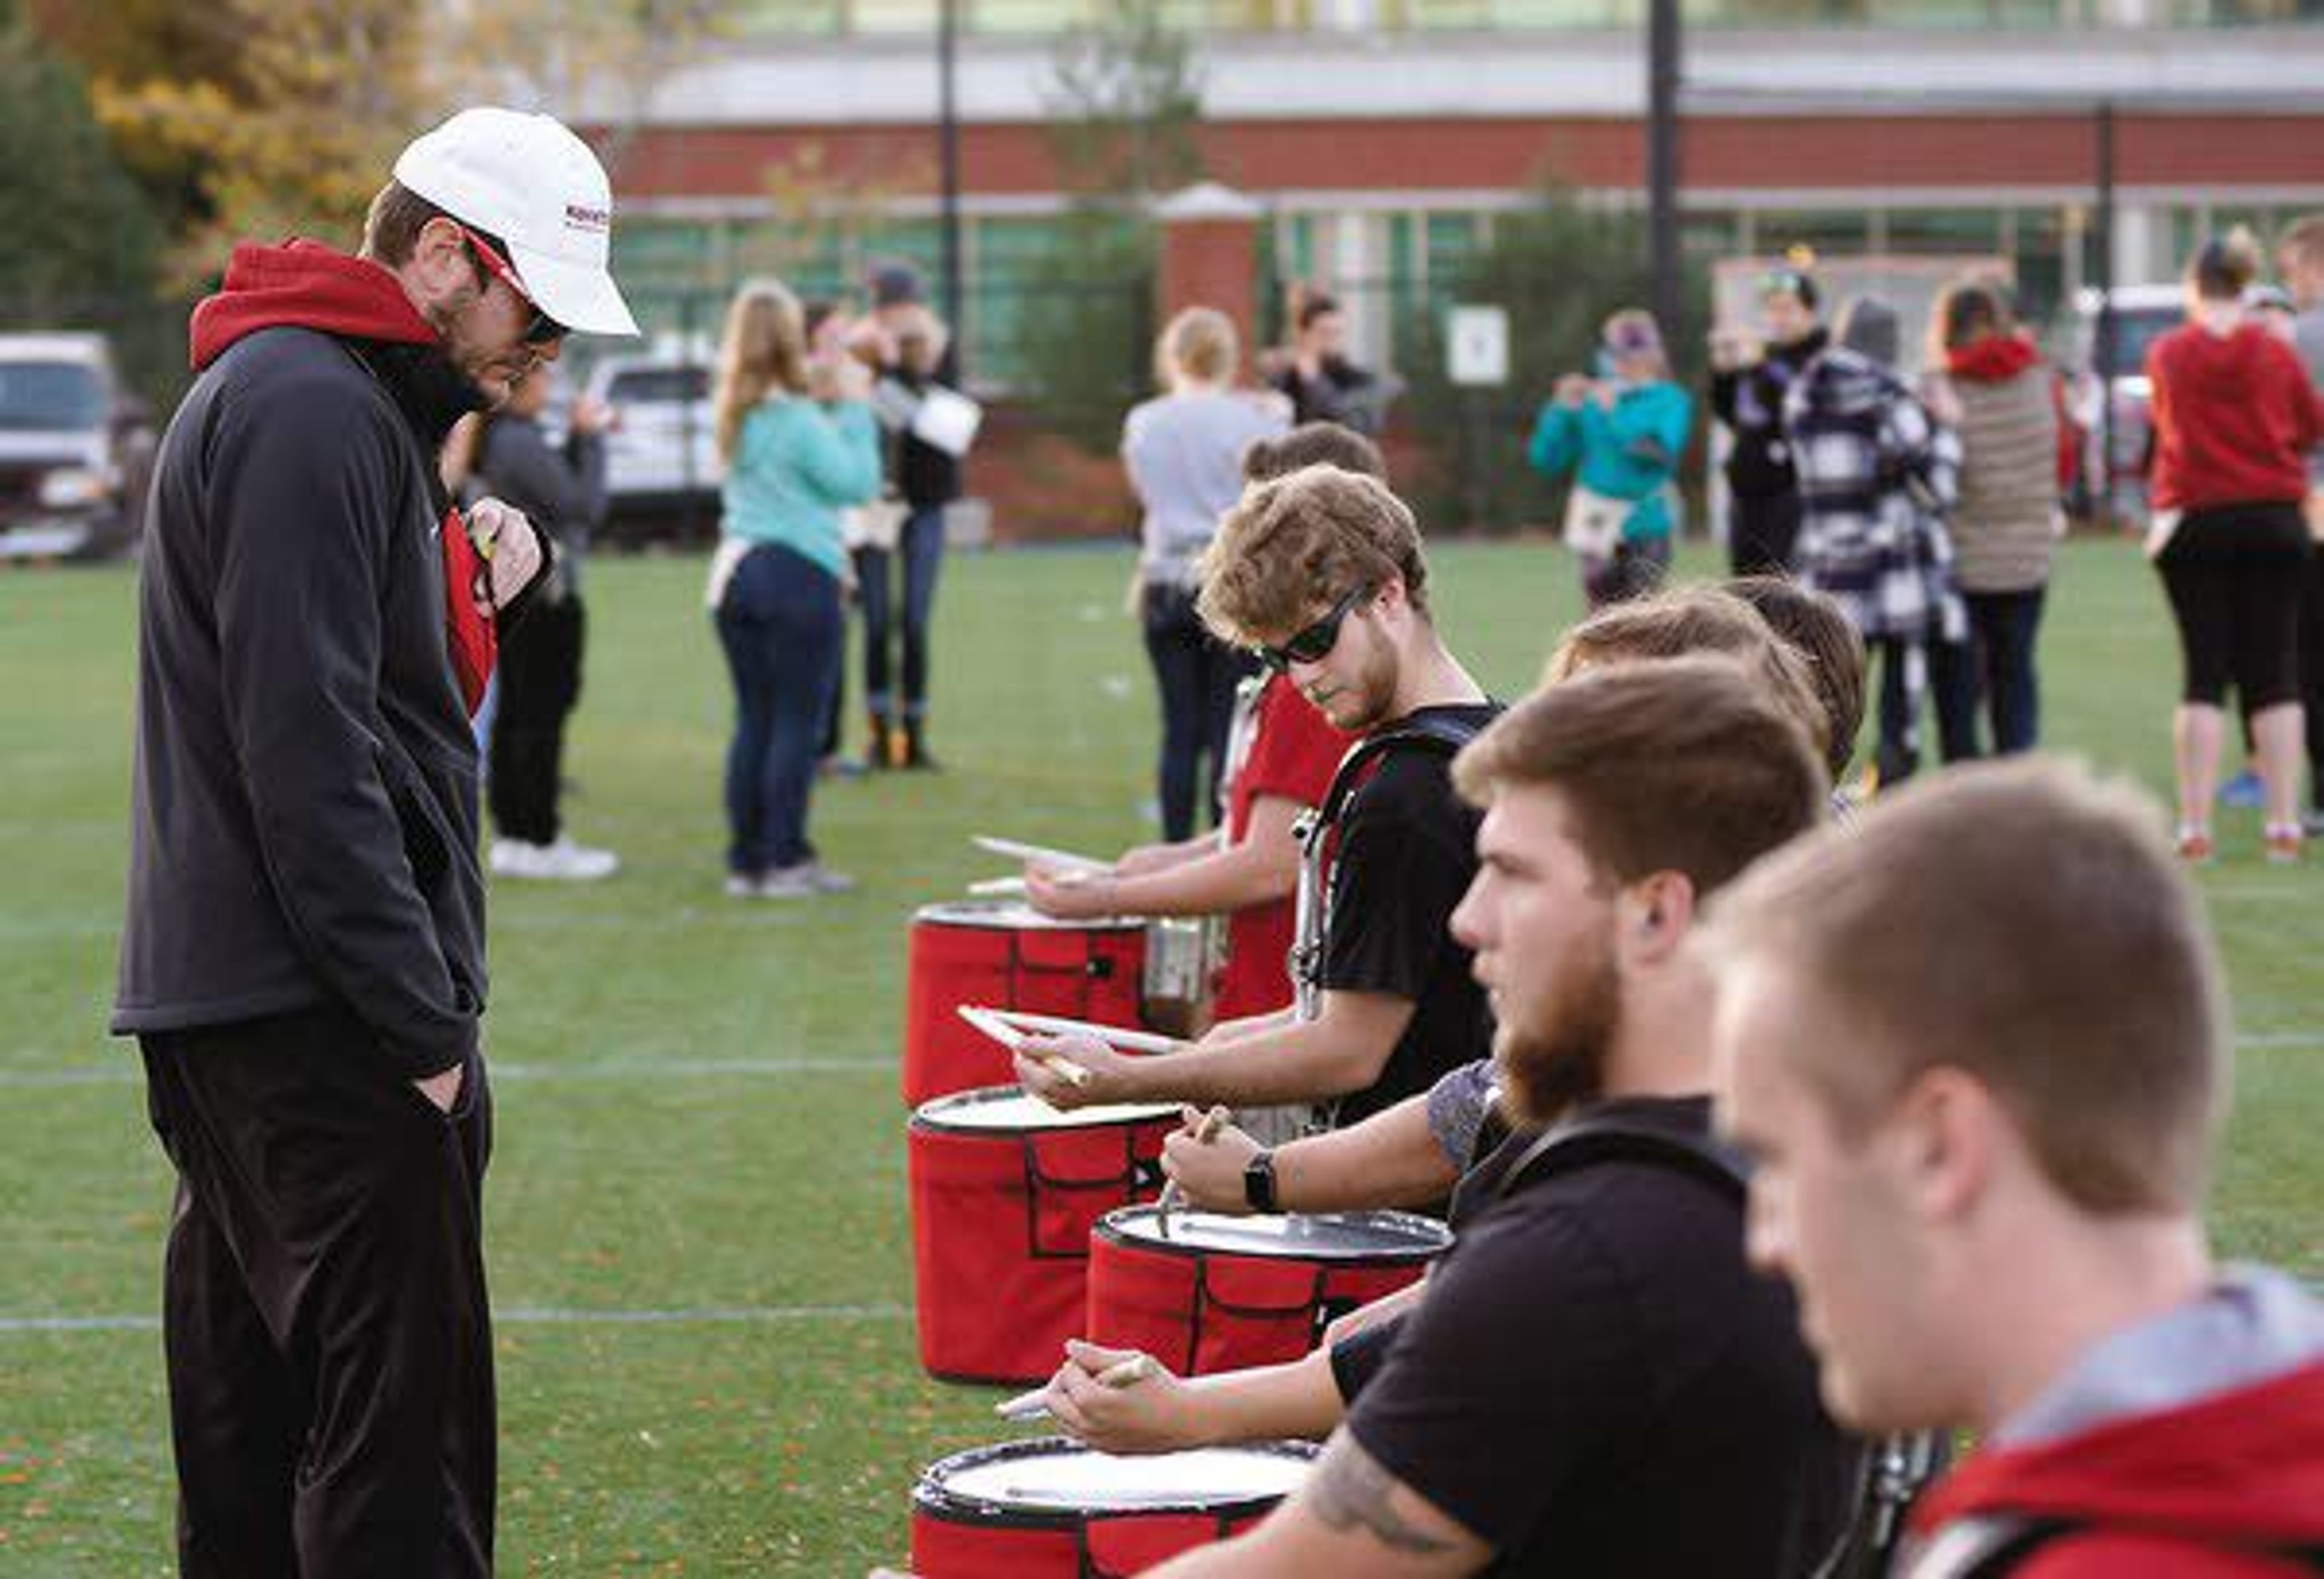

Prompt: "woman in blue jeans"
[708,279,882,898]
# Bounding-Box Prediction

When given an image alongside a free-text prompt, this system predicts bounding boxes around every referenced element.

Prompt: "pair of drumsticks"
[956,1005,1187,1090]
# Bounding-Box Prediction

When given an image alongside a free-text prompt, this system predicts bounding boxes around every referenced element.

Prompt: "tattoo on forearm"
[1308,1436,1457,1554]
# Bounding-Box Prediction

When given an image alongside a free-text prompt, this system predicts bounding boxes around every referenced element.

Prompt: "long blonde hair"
[713,278,810,463]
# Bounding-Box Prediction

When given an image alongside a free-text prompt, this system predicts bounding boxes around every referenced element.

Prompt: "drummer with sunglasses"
[1017,467,1499,1136]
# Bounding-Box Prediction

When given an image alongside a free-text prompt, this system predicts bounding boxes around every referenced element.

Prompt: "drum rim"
[909,1083,1183,1135]
[1091,1204,1455,1264]
[912,899,1142,933]
[911,1435,1321,1528]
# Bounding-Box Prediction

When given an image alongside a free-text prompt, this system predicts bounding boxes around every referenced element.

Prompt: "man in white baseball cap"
[118,105,634,1577]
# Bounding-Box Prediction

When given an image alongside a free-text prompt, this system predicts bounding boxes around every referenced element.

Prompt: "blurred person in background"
[478,367,619,880]
[849,261,960,770]
[1917,278,2066,759]
[1122,306,1287,842]
[1710,260,1828,576]
[1265,285,1391,435]
[1528,308,1693,609]
[1786,295,1969,789]
[2274,215,2324,835]
[806,296,875,781]
[707,277,880,898]
[2144,231,2324,862]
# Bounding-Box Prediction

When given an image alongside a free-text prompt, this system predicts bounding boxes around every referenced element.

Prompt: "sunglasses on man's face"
[458,225,568,347]
[1253,584,1373,675]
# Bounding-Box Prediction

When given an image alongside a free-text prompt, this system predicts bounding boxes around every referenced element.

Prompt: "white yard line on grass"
[0,1302,911,1336]
[0,1055,894,1089]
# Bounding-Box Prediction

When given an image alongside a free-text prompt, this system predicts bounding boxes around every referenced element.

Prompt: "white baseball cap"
[393,107,639,338]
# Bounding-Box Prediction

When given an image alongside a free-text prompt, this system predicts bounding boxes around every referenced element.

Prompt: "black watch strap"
[1244,1149,1279,1214]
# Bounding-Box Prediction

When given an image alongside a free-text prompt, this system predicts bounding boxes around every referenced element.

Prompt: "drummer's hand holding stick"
[1013,1034,1130,1109]
[1022,861,1115,921]
[1016,1342,1195,1455]
[1160,1106,1259,1215]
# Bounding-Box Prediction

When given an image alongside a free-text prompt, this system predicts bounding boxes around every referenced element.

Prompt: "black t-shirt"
[1343,1094,1858,1577]
[1321,703,1501,1127]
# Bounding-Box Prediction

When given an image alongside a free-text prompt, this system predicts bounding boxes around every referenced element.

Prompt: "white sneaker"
[492,836,617,881]
[752,864,821,899]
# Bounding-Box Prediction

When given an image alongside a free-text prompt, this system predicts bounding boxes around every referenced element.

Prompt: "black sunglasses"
[459,225,568,347]
[1254,584,1373,675]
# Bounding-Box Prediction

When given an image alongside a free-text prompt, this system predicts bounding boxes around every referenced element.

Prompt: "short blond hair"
[1697,758,2228,1214]
[1544,586,1834,774]
[1157,306,1239,387]
[2277,213,2324,276]
[1453,655,1827,899]
[1197,467,1430,643]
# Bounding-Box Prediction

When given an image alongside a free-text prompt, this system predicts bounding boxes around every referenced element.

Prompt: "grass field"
[1,537,2318,1574]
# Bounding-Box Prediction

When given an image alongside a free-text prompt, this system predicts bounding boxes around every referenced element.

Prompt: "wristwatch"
[1244,1149,1279,1214]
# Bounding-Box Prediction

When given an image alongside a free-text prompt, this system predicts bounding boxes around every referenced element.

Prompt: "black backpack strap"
[1310,711,1494,845]
[1494,1112,1751,1209]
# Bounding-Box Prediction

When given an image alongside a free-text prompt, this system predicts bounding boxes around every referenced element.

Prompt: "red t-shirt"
[2147,323,2324,513]
[1213,676,1350,1022]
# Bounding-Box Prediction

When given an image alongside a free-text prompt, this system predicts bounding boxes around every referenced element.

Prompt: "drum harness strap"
[1495,1115,1949,1579]
[1288,712,1491,1132]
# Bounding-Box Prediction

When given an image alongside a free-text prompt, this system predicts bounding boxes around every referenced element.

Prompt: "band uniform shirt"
[1319,701,1501,1126]
[1344,1094,1857,1577]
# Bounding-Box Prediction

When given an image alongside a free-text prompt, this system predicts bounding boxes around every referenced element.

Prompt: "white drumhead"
[939,1442,1311,1512]
[916,1087,1179,1132]
[1109,1207,1452,1261]
[914,899,1137,933]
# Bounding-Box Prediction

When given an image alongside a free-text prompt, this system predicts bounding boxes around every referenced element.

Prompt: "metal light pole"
[1646,0,1682,340]
[937,0,966,358]
[2093,97,2117,528]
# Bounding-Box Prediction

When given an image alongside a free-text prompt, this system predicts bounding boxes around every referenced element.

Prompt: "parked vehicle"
[2064,284,2184,517]
[0,333,156,560]
[580,350,721,542]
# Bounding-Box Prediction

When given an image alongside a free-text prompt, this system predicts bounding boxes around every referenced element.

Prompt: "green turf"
[0,539,2317,1572]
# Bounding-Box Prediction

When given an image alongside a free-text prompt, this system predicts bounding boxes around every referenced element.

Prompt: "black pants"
[488,594,583,844]
[140,1003,495,1578]
[1874,636,1978,784]
[1728,490,1802,577]
[1937,586,2047,757]
[2303,538,2324,796]
[2156,504,2308,709]
[1141,580,1255,842]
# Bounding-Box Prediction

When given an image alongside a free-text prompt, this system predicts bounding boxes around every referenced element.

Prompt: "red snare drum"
[905,901,1147,1106]
[1086,1207,1452,1377]
[911,1087,1180,1385]
[911,1437,1316,1578]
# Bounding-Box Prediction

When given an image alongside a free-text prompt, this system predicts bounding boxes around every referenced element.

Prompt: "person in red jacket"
[2145,230,2324,862]
[1704,758,2324,1579]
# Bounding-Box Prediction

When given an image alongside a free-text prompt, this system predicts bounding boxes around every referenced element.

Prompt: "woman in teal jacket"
[708,278,882,898]
[1528,309,1694,609]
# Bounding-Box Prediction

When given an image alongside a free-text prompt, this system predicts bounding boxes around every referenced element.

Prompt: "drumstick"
[968,876,1028,897]
[993,1352,1160,1422]
[956,1005,1092,1089]
[1155,1105,1232,1241]
[972,835,1111,875]
[989,1009,1186,1058]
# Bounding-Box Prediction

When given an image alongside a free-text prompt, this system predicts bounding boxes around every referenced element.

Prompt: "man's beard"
[1497,935,1621,1127]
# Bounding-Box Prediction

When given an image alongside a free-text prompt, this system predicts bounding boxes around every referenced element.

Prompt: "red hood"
[1948,333,2043,382]
[1914,1358,2324,1549]
[189,240,438,372]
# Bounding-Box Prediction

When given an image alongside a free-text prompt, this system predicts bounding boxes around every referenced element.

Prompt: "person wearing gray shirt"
[2274,215,2324,831]
[1123,306,1288,839]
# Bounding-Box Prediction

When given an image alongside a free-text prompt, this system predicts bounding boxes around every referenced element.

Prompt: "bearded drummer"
[1016,468,1499,1134]
[1051,660,1861,1578]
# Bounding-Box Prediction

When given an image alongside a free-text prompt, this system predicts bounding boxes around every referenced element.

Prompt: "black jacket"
[1710,327,1829,497]
[114,241,488,1079]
